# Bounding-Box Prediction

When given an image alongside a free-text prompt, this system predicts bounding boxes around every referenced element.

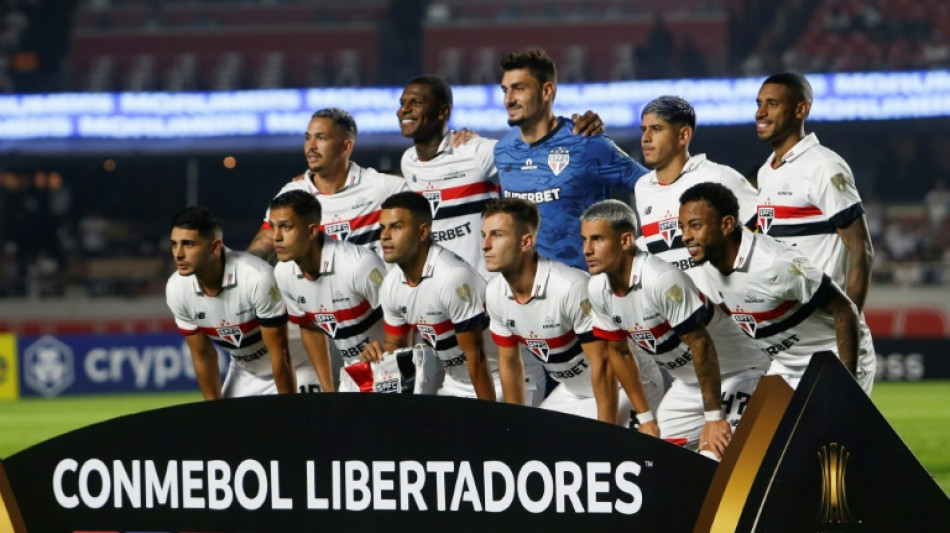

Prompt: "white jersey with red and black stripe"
[380,243,497,392]
[487,257,599,397]
[635,154,757,301]
[588,252,768,385]
[274,235,387,366]
[262,162,408,260]
[698,229,839,379]
[166,248,290,376]
[756,133,864,285]
[756,133,875,391]
[401,133,499,279]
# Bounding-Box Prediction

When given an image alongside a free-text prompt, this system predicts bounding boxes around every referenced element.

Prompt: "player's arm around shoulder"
[586,134,648,189]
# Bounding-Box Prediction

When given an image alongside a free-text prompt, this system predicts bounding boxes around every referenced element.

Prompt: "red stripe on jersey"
[641,221,659,237]
[516,329,576,349]
[320,210,381,233]
[384,321,412,336]
[648,321,672,338]
[196,318,260,337]
[179,327,199,336]
[746,299,798,321]
[593,326,627,342]
[760,205,823,219]
[491,331,519,347]
[664,437,688,447]
[438,181,499,201]
[334,299,372,321]
[415,319,455,335]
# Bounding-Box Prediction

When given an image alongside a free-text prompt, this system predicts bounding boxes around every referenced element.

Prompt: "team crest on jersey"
[315,312,338,337]
[548,148,570,176]
[631,329,657,352]
[757,206,774,233]
[525,338,550,362]
[732,313,757,337]
[216,325,243,347]
[325,221,351,241]
[659,218,678,247]
[423,190,442,217]
[418,324,438,347]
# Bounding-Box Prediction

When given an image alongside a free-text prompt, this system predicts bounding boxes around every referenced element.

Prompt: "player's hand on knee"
[360,341,386,363]
[638,419,659,438]
[572,111,605,136]
[700,420,733,458]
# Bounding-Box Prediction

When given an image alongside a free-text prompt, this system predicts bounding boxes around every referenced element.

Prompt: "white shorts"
[766,359,808,390]
[656,369,763,449]
[221,356,321,398]
[288,325,345,392]
[520,345,547,407]
[438,372,504,401]
[539,383,632,426]
[636,351,669,413]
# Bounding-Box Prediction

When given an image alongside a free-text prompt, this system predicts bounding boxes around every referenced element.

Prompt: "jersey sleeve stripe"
[751,276,832,339]
[453,312,488,333]
[671,305,710,337]
[763,205,824,218]
[592,326,627,341]
[828,203,865,229]
[259,313,289,328]
[384,321,411,336]
[491,331,519,347]
[178,327,199,336]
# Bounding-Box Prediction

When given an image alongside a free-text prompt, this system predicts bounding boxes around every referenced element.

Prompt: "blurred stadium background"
[0,0,948,492]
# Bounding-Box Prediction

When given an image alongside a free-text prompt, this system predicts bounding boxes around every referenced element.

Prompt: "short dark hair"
[762,72,813,104]
[311,107,357,138]
[269,190,322,224]
[482,198,540,234]
[642,95,696,130]
[679,182,740,221]
[382,191,433,225]
[406,75,453,107]
[500,48,557,86]
[171,206,222,240]
[580,200,637,235]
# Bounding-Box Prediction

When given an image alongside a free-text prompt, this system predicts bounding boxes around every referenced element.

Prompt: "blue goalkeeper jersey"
[495,117,647,269]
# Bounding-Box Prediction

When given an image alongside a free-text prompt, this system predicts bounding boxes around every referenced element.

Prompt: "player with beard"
[753,72,876,393]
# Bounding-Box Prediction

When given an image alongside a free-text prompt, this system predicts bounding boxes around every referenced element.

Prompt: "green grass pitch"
[1,382,948,496]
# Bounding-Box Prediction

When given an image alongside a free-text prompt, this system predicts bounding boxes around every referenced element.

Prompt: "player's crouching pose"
[360,191,502,400]
[165,206,320,399]
[679,182,860,389]
[269,191,388,392]
[482,198,665,425]
[581,200,768,458]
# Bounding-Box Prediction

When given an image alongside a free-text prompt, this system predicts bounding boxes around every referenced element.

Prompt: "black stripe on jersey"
[433,335,459,352]
[347,228,382,246]
[672,303,713,337]
[211,330,262,350]
[754,275,833,339]
[435,198,493,220]
[454,312,489,333]
[743,214,758,231]
[646,236,684,254]
[577,330,597,344]
[322,306,383,339]
[764,220,836,237]
[259,313,289,328]
[829,203,865,229]
[652,334,685,355]
[545,341,583,364]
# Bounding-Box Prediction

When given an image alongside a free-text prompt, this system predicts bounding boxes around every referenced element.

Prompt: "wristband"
[704,409,723,422]
[636,411,655,424]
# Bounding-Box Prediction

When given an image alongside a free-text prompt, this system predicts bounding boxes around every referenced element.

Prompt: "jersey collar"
[504,256,552,300]
[304,161,364,194]
[191,247,238,294]
[400,243,442,284]
[410,131,453,162]
[766,132,819,167]
[732,228,755,271]
[628,253,646,290]
[291,234,336,278]
[681,153,708,175]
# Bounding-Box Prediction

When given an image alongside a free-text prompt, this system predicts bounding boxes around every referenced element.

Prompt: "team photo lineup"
[166,48,875,462]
